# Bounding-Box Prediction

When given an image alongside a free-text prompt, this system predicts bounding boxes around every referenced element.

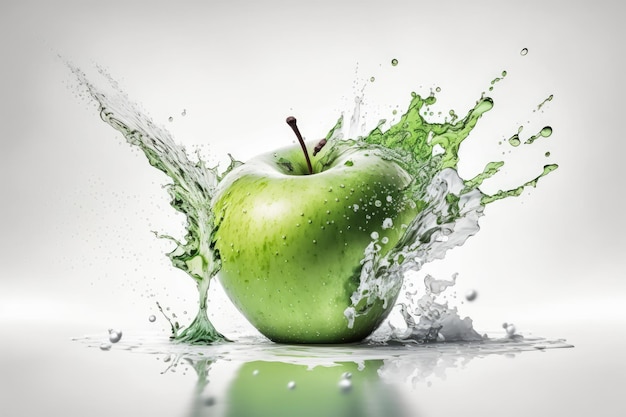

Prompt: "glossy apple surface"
[211,141,417,343]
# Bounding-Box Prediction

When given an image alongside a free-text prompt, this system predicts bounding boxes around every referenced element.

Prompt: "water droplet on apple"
[465,289,478,301]
[340,184,345,188]
[252,369,259,376]
[374,200,382,207]
[307,219,312,224]
[287,381,296,390]
[328,187,333,192]
[108,329,122,343]
[381,237,389,244]
[370,232,379,240]
[168,116,174,122]
[338,378,352,393]
[148,315,156,322]
[326,210,330,214]
[312,240,317,244]
[386,195,393,202]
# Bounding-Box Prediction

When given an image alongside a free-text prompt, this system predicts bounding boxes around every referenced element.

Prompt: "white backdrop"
[1,0,624,339]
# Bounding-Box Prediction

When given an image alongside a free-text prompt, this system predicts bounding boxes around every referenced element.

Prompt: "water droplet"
[148,315,156,322]
[545,151,551,157]
[391,58,399,66]
[312,239,317,244]
[287,381,296,390]
[342,372,352,379]
[381,236,389,244]
[252,369,259,376]
[168,116,174,122]
[540,126,553,137]
[506,324,516,336]
[370,76,375,82]
[100,343,112,351]
[370,231,379,240]
[338,378,352,393]
[435,86,441,92]
[353,204,359,212]
[108,329,123,343]
[465,289,478,302]
[520,48,528,56]
[374,200,382,207]
[386,195,393,203]
[181,109,187,116]
[282,235,286,239]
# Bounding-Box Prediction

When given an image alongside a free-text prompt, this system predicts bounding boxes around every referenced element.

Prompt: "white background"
[1,1,624,416]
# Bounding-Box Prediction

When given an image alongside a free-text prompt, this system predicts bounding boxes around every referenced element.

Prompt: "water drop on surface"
[506,324,516,336]
[465,289,478,302]
[287,381,296,390]
[252,369,259,376]
[108,329,123,343]
[149,315,156,322]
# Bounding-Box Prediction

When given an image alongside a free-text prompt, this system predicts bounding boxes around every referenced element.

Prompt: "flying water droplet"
[100,343,112,351]
[391,58,399,66]
[465,289,478,301]
[148,315,156,322]
[520,48,528,56]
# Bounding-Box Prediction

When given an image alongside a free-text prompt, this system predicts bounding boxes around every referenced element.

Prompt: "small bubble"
[149,315,156,322]
[520,48,528,56]
[181,109,187,116]
[465,289,478,302]
[545,151,551,157]
[287,381,296,390]
[391,58,399,66]
[108,329,122,343]
[381,237,389,244]
[435,86,441,92]
[342,372,352,379]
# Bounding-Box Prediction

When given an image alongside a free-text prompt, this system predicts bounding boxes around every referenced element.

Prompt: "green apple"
[211,118,418,343]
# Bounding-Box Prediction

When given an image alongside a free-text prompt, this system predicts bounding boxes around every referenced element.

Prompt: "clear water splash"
[70,63,239,344]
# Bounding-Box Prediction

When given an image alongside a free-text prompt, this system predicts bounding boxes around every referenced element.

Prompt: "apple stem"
[286,116,313,175]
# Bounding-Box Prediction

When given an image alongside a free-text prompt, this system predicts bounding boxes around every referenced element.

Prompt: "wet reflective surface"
[2,318,622,417]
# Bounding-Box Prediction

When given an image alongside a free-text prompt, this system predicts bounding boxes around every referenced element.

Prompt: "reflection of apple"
[212,118,417,343]
[223,360,406,417]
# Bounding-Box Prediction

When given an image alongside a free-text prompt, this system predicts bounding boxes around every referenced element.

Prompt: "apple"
[211,118,418,343]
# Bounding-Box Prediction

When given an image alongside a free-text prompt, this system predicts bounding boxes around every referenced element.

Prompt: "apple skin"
[211,141,417,343]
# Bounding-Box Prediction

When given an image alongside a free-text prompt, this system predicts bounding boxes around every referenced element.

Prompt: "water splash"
[323,80,557,342]
[71,60,557,344]
[70,63,238,344]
